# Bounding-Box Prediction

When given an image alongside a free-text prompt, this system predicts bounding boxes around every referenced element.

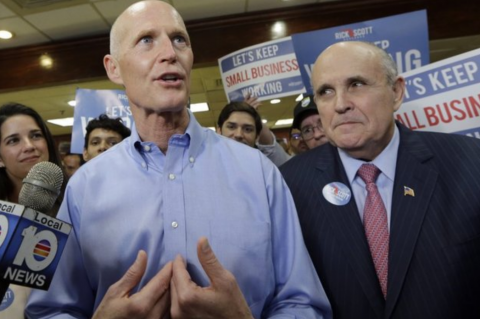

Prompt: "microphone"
[0,162,71,300]
[19,161,64,213]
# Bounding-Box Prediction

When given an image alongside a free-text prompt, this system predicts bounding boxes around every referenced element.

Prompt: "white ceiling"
[1,0,479,136]
[0,0,329,50]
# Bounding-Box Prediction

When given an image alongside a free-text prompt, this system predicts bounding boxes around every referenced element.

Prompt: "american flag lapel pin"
[404,186,415,197]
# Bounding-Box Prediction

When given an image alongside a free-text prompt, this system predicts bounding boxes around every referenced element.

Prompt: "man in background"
[83,113,131,161]
[292,95,328,150]
[62,152,83,178]
[217,99,291,166]
[288,127,308,155]
[281,41,480,319]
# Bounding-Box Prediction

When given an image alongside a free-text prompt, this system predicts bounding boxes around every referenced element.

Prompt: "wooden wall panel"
[0,0,478,92]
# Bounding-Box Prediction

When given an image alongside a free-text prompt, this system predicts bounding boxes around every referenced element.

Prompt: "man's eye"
[352,81,365,88]
[318,88,333,96]
[173,35,186,44]
[244,127,254,133]
[140,36,153,44]
[302,127,313,134]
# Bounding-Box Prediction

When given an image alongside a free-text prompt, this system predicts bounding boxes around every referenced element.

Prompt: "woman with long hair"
[0,102,65,318]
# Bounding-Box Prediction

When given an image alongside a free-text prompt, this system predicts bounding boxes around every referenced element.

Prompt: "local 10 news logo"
[0,200,72,290]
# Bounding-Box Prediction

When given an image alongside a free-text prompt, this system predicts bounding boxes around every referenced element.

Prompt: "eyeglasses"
[290,133,302,140]
[300,124,323,141]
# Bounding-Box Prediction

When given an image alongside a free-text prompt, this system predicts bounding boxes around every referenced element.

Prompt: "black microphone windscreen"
[18,162,64,213]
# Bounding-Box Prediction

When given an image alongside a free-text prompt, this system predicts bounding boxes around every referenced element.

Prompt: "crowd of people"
[0,1,479,319]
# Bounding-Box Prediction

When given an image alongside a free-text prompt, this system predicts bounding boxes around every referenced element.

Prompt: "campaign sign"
[0,207,72,290]
[291,10,429,94]
[218,37,305,102]
[71,88,133,153]
[396,48,480,138]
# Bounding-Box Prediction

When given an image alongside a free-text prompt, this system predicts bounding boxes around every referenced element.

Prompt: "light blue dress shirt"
[338,126,400,230]
[26,111,331,319]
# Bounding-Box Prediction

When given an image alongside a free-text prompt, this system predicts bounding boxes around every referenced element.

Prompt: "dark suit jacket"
[280,123,480,319]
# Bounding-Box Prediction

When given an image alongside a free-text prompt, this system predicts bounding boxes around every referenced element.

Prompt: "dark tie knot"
[357,164,381,184]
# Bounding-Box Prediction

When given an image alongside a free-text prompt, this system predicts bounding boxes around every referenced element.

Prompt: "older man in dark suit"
[280,41,480,319]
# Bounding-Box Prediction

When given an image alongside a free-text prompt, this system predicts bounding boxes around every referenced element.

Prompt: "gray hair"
[358,41,398,86]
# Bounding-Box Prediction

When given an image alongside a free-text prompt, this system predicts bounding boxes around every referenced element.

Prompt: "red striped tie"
[358,164,389,298]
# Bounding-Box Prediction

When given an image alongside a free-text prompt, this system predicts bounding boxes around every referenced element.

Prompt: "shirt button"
[144,145,151,152]
[189,157,195,163]
[141,162,146,168]
[169,173,176,180]
[171,221,178,228]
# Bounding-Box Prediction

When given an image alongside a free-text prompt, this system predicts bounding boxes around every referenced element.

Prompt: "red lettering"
[412,110,426,129]
[251,67,258,79]
[468,94,480,117]
[435,103,453,124]
[424,106,439,126]
[450,99,467,121]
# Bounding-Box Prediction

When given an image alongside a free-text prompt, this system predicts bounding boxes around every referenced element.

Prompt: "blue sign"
[71,89,133,154]
[291,10,429,94]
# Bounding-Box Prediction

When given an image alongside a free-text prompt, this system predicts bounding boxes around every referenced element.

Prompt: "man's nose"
[334,90,353,113]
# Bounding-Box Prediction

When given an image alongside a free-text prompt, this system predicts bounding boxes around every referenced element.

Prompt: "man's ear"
[83,149,90,162]
[216,127,222,134]
[104,54,123,85]
[392,76,405,112]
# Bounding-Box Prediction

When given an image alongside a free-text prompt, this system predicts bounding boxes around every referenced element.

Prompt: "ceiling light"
[47,117,74,127]
[271,21,286,38]
[270,99,281,104]
[295,94,304,102]
[39,54,53,69]
[190,102,209,112]
[68,100,76,107]
[274,118,293,126]
[0,30,13,39]
[262,119,267,124]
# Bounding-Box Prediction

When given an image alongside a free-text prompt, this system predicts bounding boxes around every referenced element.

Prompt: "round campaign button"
[322,182,352,206]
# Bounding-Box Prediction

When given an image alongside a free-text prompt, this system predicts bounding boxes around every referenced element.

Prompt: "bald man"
[26,1,331,319]
[280,41,480,319]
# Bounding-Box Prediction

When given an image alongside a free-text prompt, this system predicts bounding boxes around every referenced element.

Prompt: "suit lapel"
[313,145,385,318]
[385,125,438,318]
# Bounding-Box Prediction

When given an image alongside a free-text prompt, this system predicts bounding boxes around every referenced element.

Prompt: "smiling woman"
[0,102,67,319]
[0,102,64,213]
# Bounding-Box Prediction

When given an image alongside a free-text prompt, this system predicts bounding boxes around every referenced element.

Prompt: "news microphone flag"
[0,200,71,290]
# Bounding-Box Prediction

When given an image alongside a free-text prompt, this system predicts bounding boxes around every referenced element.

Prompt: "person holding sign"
[217,95,291,167]
[26,1,331,318]
[280,41,480,319]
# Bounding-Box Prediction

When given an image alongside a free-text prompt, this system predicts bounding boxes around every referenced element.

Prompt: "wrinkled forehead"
[118,1,186,33]
[313,44,381,82]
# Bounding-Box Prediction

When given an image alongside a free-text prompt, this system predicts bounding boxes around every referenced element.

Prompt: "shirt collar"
[339,124,400,184]
[127,109,207,163]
